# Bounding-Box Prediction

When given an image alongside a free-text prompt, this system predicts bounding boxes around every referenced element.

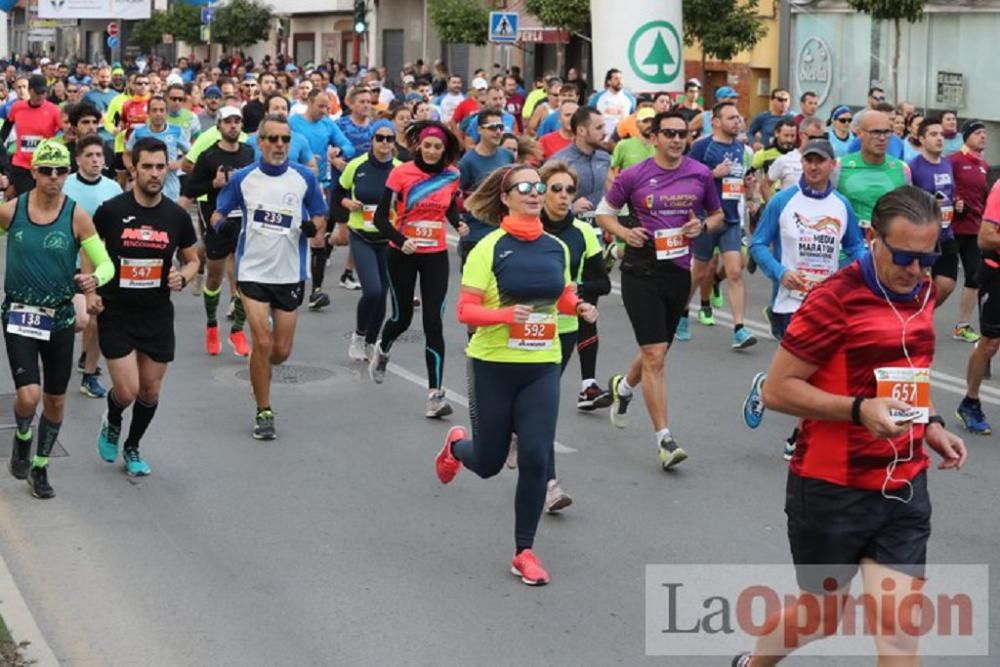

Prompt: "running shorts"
[238,281,305,312]
[956,234,980,290]
[692,222,743,261]
[978,256,1000,339]
[620,266,692,346]
[199,205,240,260]
[931,238,959,282]
[2,324,75,393]
[98,301,176,363]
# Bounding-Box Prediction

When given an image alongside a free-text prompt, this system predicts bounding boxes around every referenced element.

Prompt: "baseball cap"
[203,85,222,99]
[31,139,70,168]
[686,78,702,88]
[636,92,655,105]
[39,57,51,66]
[402,74,415,85]
[166,73,183,87]
[111,67,125,77]
[471,77,488,91]
[637,107,657,121]
[27,74,47,93]
[218,106,242,120]
[801,139,835,161]
[715,86,738,100]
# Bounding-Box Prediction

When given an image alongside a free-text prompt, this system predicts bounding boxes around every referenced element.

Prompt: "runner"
[2,140,113,498]
[434,163,598,585]
[184,106,255,357]
[369,121,465,418]
[125,95,190,202]
[687,101,757,349]
[732,186,967,667]
[537,100,577,160]
[332,119,400,362]
[837,109,911,232]
[0,75,62,195]
[82,66,117,113]
[332,87,377,291]
[245,94,317,172]
[825,105,854,157]
[597,111,723,469]
[747,88,793,151]
[211,113,328,440]
[457,109,516,265]
[765,116,828,196]
[742,139,867,460]
[588,69,635,142]
[949,119,990,343]
[91,137,199,475]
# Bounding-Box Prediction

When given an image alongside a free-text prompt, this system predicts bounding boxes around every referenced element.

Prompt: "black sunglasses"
[804,133,827,140]
[506,181,546,195]
[372,134,395,143]
[774,96,790,102]
[548,183,577,195]
[878,235,941,268]
[835,117,852,124]
[36,166,69,176]
[263,134,292,144]
[872,95,886,102]
[169,96,184,101]
[658,128,687,138]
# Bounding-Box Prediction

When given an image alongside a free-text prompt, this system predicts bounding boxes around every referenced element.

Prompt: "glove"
[300,219,318,238]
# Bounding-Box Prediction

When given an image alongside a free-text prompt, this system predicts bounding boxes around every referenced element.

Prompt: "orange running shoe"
[205,325,221,356]
[228,330,250,357]
[435,426,466,484]
[511,549,550,586]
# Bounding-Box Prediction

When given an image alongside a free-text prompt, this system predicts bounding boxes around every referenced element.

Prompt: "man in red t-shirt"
[450,79,486,133]
[734,186,966,667]
[538,100,576,160]
[0,75,61,194]
[119,73,151,142]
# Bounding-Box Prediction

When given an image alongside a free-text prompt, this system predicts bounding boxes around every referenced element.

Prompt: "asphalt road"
[1,235,998,666]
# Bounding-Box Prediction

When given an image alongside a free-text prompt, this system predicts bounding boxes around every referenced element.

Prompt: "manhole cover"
[235,364,336,384]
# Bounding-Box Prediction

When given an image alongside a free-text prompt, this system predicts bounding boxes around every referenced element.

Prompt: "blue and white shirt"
[214,160,329,285]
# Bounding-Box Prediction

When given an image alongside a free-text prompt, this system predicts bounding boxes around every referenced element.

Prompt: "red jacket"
[949,146,989,236]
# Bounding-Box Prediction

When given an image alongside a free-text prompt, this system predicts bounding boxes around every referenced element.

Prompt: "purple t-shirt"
[605,156,721,270]
[908,154,955,241]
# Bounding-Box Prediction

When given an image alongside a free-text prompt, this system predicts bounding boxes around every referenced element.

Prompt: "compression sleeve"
[80,234,115,287]
[456,290,515,326]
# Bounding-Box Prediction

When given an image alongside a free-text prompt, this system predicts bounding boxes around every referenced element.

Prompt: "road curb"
[0,549,58,666]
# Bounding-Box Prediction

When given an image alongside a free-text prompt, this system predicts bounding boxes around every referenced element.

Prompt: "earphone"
[871,246,933,504]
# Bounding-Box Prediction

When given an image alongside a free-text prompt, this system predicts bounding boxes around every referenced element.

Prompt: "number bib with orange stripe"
[654,227,689,261]
[119,258,163,289]
[404,220,443,248]
[361,205,378,231]
[722,177,744,200]
[508,313,557,350]
[874,367,930,423]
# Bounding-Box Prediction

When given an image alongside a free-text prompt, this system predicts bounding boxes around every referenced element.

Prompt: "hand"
[577,302,598,323]
[74,272,97,294]
[167,266,185,291]
[573,197,595,213]
[781,271,808,291]
[924,423,967,470]
[212,166,228,189]
[168,159,181,172]
[681,210,703,238]
[401,239,418,255]
[343,199,363,212]
[457,222,470,237]
[712,158,733,178]
[86,292,103,315]
[859,397,916,439]
[624,226,648,248]
[332,157,348,172]
[511,304,534,323]
[955,198,965,214]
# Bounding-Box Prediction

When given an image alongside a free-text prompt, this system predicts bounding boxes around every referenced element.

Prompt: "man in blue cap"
[689,85,739,141]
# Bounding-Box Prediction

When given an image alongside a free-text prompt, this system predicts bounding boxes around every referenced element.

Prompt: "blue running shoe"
[123,447,151,476]
[732,327,757,350]
[97,412,121,463]
[675,316,691,341]
[80,372,107,399]
[743,372,767,429]
[956,399,992,435]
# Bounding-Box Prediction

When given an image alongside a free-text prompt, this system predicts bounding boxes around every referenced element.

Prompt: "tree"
[427,0,489,46]
[131,3,204,52]
[213,0,274,50]
[523,0,590,76]
[682,0,769,89]
[130,10,169,52]
[846,0,925,102]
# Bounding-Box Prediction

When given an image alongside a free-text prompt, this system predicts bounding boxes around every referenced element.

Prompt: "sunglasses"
[481,122,505,131]
[658,128,687,138]
[548,183,577,195]
[835,117,852,124]
[804,133,827,140]
[263,134,292,144]
[506,181,547,195]
[36,166,69,176]
[169,96,184,101]
[872,95,886,102]
[774,96,790,102]
[372,134,395,143]
[879,235,941,268]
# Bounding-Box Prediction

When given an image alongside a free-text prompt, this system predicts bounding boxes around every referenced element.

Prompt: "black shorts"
[2,324,75,394]
[931,238,959,281]
[785,471,931,594]
[98,302,176,363]
[113,152,126,172]
[956,233,980,290]
[978,256,1000,339]
[238,281,305,312]
[10,166,34,195]
[620,266,692,346]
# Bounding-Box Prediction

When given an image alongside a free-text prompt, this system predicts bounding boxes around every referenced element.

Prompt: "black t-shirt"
[94,191,197,308]
[242,99,266,134]
[184,143,256,217]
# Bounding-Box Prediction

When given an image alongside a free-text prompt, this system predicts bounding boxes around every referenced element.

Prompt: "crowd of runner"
[0,51,995,664]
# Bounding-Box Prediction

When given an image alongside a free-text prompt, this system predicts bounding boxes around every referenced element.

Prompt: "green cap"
[31,139,71,168]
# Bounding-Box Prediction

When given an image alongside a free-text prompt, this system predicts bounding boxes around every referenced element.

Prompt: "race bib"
[722,177,744,201]
[120,257,163,289]
[941,206,954,229]
[5,303,54,340]
[789,268,833,301]
[654,227,689,261]
[508,313,557,350]
[874,367,930,423]
[20,136,42,153]
[362,205,377,231]
[404,220,443,248]
[251,207,294,234]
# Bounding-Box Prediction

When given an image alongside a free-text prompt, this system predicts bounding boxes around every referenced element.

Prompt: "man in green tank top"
[0,140,113,498]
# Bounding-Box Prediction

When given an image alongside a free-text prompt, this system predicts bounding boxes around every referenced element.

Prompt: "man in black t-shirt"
[92,137,199,478]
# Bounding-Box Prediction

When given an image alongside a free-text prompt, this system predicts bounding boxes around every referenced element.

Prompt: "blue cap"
[371,119,396,136]
[203,85,222,99]
[285,63,298,73]
[715,86,738,100]
[405,92,423,103]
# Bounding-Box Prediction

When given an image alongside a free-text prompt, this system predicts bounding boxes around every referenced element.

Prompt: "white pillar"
[590,0,683,93]
[366,2,377,68]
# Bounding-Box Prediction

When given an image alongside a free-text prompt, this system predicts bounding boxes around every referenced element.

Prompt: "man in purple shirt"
[595,110,724,470]
[908,116,958,307]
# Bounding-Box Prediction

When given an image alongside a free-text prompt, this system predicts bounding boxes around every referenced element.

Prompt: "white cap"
[471,77,488,91]
[402,74,415,85]
[166,73,183,87]
[40,57,51,65]
[218,106,243,120]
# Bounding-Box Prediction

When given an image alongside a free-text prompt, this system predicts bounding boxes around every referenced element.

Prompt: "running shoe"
[511,549,550,586]
[742,372,766,429]
[545,479,572,513]
[659,436,688,470]
[956,399,992,435]
[205,324,221,356]
[76,353,102,375]
[577,383,612,411]
[697,306,715,326]
[122,447,151,476]
[9,433,31,480]
[953,324,981,343]
[732,328,757,350]
[732,652,752,667]
[253,409,277,440]
[308,290,331,310]
[228,330,250,357]
[80,372,108,399]
[348,333,366,361]
[506,435,518,470]
[97,411,121,463]
[609,374,632,429]
[783,435,796,461]
[426,390,453,419]
[339,271,361,290]
[675,315,690,341]
[711,280,724,308]
[28,465,54,499]
[364,343,375,363]
[369,341,389,384]
[190,272,205,297]
[435,426,466,484]
[763,306,782,340]
[226,296,237,320]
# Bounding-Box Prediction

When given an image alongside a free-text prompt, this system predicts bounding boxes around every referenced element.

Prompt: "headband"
[418,126,447,143]
[830,105,851,120]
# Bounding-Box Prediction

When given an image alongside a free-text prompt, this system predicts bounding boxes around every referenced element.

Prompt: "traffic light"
[353,0,367,35]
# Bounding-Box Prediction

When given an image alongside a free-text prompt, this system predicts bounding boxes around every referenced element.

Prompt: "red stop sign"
[107,22,119,37]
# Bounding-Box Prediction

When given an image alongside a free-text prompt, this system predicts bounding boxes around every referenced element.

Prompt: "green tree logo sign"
[628,20,682,85]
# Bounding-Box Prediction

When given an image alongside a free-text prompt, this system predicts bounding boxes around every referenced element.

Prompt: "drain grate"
[235,364,336,385]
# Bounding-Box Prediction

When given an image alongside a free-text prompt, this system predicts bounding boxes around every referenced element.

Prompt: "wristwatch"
[927,414,946,429]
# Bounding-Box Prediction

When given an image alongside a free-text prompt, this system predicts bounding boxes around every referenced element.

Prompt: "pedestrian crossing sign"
[489,11,518,44]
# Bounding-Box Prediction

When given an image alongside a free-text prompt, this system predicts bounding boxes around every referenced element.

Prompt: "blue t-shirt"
[462,111,517,144]
[846,133,905,160]
[908,154,956,242]
[62,173,122,216]
[826,128,853,157]
[687,137,747,225]
[458,147,515,243]
[247,132,314,167]
[289,114,355,185]
[748,111,793,148]
[335,116,374,155]
[83,88,119,114]
[536,111,560,138]
[126,124,190,201]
